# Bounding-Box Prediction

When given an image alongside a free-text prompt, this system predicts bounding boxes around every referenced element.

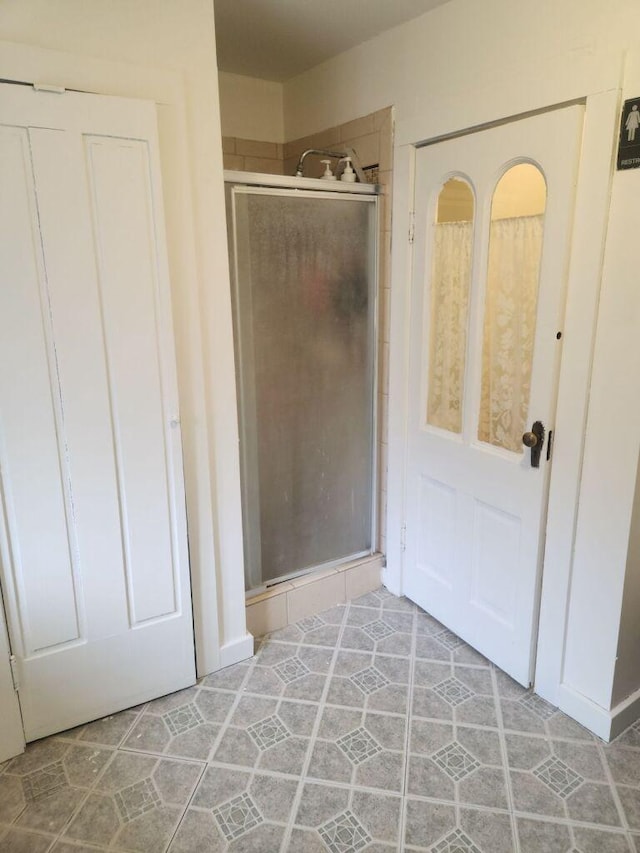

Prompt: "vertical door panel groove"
[0,125,83,656]
[84,136,179,625]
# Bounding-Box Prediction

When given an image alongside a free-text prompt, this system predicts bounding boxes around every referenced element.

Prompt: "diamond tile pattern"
[432,741,481,781]
[21,760,67,801]
[319,809,371,853]
[519,691,557,720]
[336,727,383,764]
[432,828,482,852]
[436,629,466,650]
[114,777,161,822]
[247,714,290,750]
[361,619,395,641]
[350,665,390,694]
[274,655,311,684]
[5,586,640,853]
[162,702,204,736]
[212,791,263,840]
[298,614,324,632]
[533,755,584,798]
[433,676,475,706]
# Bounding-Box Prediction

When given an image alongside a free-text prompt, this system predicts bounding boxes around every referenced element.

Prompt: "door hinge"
[408,211,416,244]
[9,654,19,692]
[400,523,407,552]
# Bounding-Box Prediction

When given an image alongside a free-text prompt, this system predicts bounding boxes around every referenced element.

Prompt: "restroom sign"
[617,97,640,170]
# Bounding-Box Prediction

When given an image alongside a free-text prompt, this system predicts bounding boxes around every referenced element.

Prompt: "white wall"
[283,0,636,141]
[282,0,640,732]
[0,0,250,680]
[218,71,284,142]
[613,452,640,707]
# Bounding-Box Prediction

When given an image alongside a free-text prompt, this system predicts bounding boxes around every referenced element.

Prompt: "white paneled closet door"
[0,84,195,743]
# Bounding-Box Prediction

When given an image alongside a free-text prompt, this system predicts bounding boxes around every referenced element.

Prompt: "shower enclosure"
[225,173,379,593]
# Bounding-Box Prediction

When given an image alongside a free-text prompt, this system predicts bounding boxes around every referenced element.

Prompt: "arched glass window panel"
[478,163,547,451]
[426,177,475,433]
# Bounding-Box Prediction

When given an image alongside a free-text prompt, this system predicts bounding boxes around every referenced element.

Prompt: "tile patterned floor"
[2,587,640,851]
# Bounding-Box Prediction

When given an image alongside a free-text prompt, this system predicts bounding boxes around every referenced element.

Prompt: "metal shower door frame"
[227,181,380,593]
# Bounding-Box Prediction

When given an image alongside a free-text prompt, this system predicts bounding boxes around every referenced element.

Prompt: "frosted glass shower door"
[229,187,377,590]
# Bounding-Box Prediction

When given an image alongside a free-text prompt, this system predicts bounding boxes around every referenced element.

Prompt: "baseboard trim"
[218,633,255,669]
[556,682,640,742]
[557,684,612,739]
[609,685,640,740]
[382,564,402,597]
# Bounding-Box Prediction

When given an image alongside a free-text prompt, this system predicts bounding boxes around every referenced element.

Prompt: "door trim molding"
[383,141,416,600]
[0,587,23,761]
[556,681,640,743]
[219,633,255,669]
[533,88,621,704]
[385,89,620,712]
[414,97,586,151]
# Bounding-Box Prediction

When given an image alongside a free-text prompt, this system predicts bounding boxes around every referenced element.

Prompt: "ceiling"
[214,0,452,82]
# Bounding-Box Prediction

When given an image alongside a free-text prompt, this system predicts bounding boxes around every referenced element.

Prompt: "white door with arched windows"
[403,106,584,686]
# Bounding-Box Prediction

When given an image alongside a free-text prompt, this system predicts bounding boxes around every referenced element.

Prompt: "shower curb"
[245,553,384,638]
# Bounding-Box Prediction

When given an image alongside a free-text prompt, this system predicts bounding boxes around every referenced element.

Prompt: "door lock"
[522,421,545,468]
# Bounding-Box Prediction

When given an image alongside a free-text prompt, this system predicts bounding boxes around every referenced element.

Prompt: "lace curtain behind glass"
[427,221,473,433]
[427,215,543,451]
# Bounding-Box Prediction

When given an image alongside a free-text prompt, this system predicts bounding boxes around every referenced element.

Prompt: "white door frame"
[0,591,23,762]
[385,89,620,709]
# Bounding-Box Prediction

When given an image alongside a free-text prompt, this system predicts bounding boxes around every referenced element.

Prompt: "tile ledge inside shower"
[245,553,384,639]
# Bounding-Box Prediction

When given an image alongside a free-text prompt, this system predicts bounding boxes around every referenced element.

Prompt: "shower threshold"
[244,553,384,638]
[252,549,374,596]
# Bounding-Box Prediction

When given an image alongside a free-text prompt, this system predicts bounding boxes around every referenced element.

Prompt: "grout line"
[279,602,351,852]
[450,643,462,830]
[491,665,522,853]
[41,702,150,851]
[306,736,406,756]
[510,809,632,832]
[202,648,276,846]
[398,595,418,851]
[202,642,260,764]
[548,736,574,839]
[161,655,261,851]
[596,734,632,836]
[117,746,209,764]
[163,761,208,852]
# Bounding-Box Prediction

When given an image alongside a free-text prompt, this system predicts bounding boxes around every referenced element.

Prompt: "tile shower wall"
[246,556,384,638]
[224,108,394,558]
[222,137,284,174]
